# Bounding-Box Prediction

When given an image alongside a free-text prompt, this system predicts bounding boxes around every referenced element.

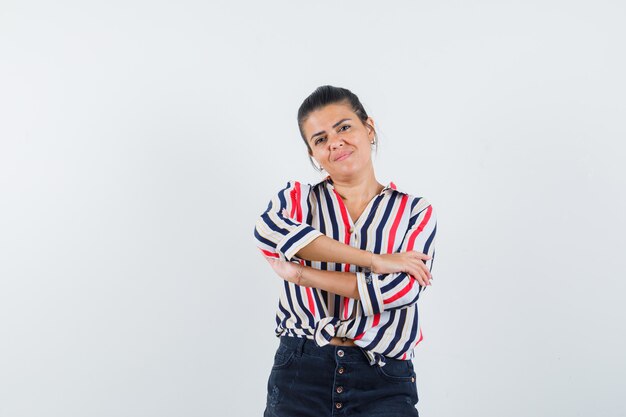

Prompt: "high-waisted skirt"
[263,335,419,417]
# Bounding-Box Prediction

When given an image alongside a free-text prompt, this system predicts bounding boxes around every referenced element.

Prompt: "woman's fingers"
[419,260,432,279]
[412,251,432,260]
[371,252,432,283]
[420,268,431,286]
[412,251,432,280]
[409,270,424,286]
[411,268,429,286]
[409,263,431,286]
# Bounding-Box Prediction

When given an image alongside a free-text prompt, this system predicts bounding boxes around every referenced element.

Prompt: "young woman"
[254,85,437,417]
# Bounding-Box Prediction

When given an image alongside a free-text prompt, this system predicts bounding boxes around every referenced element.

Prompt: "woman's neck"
[329,174,384,205]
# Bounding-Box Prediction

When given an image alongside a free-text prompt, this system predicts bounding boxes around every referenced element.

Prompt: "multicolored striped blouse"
[253,176,437,366]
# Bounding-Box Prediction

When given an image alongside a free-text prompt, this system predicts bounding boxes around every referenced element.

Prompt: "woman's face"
[302,102,375,178]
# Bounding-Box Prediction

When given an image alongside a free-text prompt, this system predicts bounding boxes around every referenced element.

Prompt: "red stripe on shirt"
[332,189,351,245]
[332,189,352,272]
[383,276,415,304]
[289,181,303,222]
[354,313,381,341]
[295,182,302,222]
[305,287,316,316]
[260,249,279,258]
[406,205,432,250]
[387,194,408,254]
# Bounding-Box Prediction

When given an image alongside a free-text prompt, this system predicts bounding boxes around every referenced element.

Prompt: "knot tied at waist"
[312,317,388,367]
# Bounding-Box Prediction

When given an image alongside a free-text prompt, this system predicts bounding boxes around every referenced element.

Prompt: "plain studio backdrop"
[1,1,624,416]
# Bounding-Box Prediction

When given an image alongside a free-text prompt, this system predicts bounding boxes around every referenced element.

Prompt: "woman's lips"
[335,152,352,162]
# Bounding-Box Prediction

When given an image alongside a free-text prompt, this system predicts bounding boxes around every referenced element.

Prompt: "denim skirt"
[263,336,419,417]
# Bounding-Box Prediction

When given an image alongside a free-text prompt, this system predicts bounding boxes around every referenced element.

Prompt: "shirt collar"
[318,175,406,196]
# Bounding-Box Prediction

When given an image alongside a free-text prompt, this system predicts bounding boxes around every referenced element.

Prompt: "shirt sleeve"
[355,197,437,316]
[253,180,325,262]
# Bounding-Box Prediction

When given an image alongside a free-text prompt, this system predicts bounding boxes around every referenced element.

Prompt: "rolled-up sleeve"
[254,180,324,262]
[356,198,437,316]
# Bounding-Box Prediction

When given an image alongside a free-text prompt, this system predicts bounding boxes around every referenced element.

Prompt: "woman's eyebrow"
[309,118,352,142]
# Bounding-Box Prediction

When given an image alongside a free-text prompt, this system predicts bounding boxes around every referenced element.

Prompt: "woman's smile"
[334,151,353,162]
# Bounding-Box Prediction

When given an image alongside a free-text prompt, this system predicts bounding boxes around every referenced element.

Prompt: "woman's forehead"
[303,103,356,129]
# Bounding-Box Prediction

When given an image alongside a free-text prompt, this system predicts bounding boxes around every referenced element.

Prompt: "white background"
[1,1,625,416]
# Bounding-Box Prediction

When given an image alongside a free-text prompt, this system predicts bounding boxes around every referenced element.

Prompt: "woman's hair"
[297,85,378,172]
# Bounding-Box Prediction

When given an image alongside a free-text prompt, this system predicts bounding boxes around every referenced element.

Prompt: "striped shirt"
[253,176,437,366]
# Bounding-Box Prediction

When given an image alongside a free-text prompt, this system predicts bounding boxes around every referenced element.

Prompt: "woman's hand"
[371,251,432,286]
[264,257,303,285]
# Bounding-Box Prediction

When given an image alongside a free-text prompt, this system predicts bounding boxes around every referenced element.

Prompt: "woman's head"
[297,85,378,176]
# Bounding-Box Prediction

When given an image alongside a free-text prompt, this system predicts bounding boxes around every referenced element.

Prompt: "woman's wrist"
[296,263,304,286]
[365,250,378,273]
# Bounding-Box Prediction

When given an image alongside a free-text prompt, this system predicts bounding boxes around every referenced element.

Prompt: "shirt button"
[349,226,354,233]
[336,386,344,393]
[338,367,345,374]
[337,349,344,357]
[335,402,343,409]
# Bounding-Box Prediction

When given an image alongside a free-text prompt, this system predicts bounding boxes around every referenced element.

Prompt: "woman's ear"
[366,117,375,138]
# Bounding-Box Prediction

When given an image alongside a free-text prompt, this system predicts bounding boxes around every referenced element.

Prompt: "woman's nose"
[329,134,344,149]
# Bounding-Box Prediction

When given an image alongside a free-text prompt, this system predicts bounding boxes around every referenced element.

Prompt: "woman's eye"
[315,137,326,145]
[339,125,350,132]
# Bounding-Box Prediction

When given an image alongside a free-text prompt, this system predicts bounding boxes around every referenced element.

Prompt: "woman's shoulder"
[275,177,329,192]
[387,183,431,205]
[267,178,328,200]
[387,186,434,219]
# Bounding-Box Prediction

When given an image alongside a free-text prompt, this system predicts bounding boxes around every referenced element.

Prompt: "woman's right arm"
[295,235,431,284]
[293,234,372,266]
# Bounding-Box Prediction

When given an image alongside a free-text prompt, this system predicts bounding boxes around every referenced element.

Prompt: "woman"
[254,85,437,417]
